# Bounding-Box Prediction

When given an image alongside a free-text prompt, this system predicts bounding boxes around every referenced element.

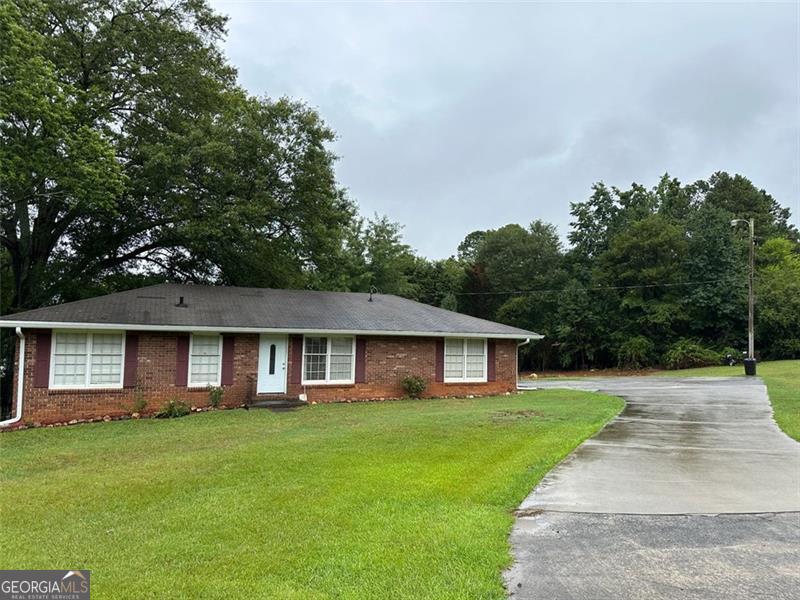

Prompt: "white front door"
[257,335,288,394]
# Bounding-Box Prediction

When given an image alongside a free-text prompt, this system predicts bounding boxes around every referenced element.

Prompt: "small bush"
[208,386,224,408]
[154,398,191,419]
[616,336,655,369]
[130,390,147,414]
[663,339,721,370]
[401,375,427,399]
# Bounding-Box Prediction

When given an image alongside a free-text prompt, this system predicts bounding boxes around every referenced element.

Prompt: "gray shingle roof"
[0,284,540,339]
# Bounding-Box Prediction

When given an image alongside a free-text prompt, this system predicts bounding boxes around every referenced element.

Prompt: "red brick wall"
[10,330,519,425]
[12,332,260,425]
[289,336,518,403]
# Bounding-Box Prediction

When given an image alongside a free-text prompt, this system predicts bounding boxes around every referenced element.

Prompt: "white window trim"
[49,329,126,390]
[444,337,488,383]
[187,333,223,388]
[301,335,356,385]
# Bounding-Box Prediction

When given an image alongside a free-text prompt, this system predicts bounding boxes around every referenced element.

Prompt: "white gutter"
[515,337,531,386]
[0,320,543,341]
[0,327,25,428]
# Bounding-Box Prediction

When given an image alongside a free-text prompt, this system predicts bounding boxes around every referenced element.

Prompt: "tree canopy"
[455,173,798,370]
[1,0,354,313]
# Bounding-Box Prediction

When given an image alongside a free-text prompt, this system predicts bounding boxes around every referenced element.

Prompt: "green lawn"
[0,391,621,599]
[659,359,800,441]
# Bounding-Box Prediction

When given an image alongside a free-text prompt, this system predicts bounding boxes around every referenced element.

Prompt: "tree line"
[1,0,798,404]
[414,172,799,371]
[311,172,799,372]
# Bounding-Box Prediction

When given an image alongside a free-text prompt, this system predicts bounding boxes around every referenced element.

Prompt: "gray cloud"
[213,1,800,258]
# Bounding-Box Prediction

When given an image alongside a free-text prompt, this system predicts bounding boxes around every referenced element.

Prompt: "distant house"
[0,284,540,426]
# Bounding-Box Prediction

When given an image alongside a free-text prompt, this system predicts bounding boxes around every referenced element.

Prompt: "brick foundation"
[9,331,519,425]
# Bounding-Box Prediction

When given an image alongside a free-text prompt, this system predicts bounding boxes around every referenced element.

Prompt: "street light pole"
[732,218,756,375]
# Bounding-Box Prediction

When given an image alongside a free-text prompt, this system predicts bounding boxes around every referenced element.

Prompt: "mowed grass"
[0,391,621,599]
[658,359,800,441]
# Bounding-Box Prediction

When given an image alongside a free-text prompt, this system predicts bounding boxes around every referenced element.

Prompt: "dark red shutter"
[34,331,51,387]
[221,335,235,385]
[434,339,444,383]
[290,335,303,384]
[123,334,139,388]
[175,335,190,386]
[355,337,367,383]
[487,339,496,382]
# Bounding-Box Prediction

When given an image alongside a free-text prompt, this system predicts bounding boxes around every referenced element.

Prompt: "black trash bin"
[744,358,757,376]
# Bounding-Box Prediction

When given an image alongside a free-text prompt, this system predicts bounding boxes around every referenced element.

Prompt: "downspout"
[516,338,530,388]
[0,327,25,428]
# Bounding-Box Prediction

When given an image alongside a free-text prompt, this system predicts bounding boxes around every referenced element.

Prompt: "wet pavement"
[517,377,799,514]
[506,512,800,600]
[506,377,800,599]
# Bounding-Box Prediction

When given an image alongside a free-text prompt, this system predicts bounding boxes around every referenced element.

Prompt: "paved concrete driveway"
[506,377,800,599]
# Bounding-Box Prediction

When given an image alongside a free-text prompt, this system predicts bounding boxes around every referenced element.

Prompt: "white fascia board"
[0,320,543,340]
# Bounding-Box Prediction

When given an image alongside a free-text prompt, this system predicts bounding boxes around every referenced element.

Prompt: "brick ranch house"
[0,284,540,426]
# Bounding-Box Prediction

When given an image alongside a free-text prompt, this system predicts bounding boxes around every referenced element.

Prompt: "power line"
[454,278,734,296]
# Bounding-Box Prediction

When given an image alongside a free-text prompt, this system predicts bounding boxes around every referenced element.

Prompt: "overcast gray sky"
[212,1,800,259]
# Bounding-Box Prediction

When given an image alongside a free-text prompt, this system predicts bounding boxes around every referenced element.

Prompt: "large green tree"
[0,0,356,410]
[681,204,747,345]
[1,0,353,313]
[0,0,125,309]
[409,258,461,310]
[455,221,567,369]
[459,221,565,317]
[321,215,419,297]
[699,172,798,242]
[596,214,689,356]
[756,238,800,358]
[553,280,607,369]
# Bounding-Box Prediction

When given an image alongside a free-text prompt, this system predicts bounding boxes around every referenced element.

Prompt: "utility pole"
[747,218,754,362]
[732,218,756,376]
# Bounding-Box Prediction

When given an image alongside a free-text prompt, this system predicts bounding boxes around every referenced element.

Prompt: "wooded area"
[2,0,798,395]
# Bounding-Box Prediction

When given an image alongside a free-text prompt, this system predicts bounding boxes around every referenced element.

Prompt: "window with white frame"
[188,334,222,387]
[444,338,487,382]
[303,336,354,383]
[51,331,125,388]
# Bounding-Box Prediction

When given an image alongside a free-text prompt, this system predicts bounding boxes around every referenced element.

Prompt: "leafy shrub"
[663,339,721,370]
[130,389,147,414]
[154,398,191,419]
[765,338,800,359]
[616,336,655,369]
[208,386,224,408]
[401,375,427,399]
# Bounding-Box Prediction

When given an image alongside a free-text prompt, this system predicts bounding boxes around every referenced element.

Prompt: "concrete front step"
[249,399,307,410]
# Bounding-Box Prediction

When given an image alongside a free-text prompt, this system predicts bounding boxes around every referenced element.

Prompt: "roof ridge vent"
[176,296,188,308]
